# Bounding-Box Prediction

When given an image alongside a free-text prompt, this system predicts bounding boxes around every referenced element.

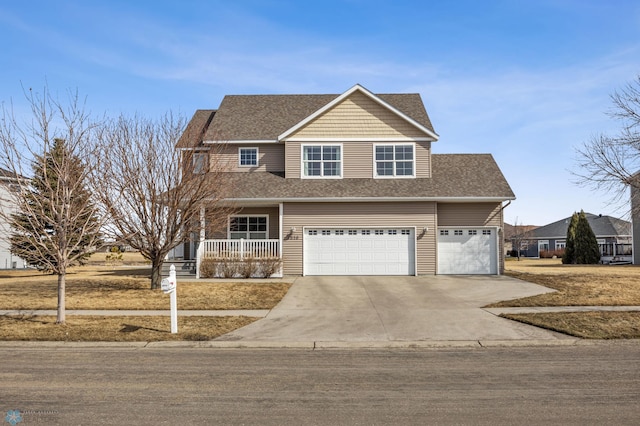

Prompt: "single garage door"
[304,228,415,276]
[437,228,497,274]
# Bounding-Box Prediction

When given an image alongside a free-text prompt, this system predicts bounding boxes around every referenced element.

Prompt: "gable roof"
[212,154,515,202]
[197,85,437,143]
[278,84,438,141]
[528,213,631,239]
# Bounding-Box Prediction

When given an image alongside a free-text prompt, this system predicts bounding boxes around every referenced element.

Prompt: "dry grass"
[502,312,640,339]
[0,253,290,341]
[497,258,640,339]
[0,266,290,310]
[492,258,640,307]
[0,315,257,341]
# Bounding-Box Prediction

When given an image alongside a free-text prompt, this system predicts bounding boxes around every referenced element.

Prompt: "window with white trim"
[454,230,463,236]
[348,230,357,235]
[239,147,258,167]
[440,230,449,236]
[335,230,344,235]
[374,144,415,177]
[482,229,492,235]
[468,230,477,236]
[302,145,342,178]
[361,230,371,235]
[229,215,267,239]
[308,230,318,236]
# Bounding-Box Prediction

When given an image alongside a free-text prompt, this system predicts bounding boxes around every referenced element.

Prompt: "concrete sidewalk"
[0,309,269,317]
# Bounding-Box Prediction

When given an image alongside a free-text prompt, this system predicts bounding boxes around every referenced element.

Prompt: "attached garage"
[437,228,498,274]
[303,228,416,276]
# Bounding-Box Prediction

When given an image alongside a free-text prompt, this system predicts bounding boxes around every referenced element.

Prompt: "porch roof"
[215,154,515,202]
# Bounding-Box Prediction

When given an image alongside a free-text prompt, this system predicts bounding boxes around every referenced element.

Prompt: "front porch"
[196,238,281,278]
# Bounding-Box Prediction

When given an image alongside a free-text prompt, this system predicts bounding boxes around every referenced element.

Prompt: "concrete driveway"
[216,275,574,344]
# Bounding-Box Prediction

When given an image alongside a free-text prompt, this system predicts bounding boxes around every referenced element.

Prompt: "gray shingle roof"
[200,92,436,142]
[176,109,216,149]
[529,213,631,239]
[217,154,514,201]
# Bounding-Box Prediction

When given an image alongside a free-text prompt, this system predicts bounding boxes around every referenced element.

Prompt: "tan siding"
[343,143,372,178]
[291,91,429,139]
[282,202,436,275]
[285,141,300,178]
[415,141,431,178]
[436,203,502,227]
[214,144,284,173]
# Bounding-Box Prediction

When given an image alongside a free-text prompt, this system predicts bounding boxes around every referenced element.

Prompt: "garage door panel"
[304,228,415,276]
[437,229,497,275]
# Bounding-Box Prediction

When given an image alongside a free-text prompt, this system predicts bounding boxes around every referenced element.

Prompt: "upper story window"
[239,147,258,167]
[302,144,342,178]
[192,152,208,174]
[374,144,415,178]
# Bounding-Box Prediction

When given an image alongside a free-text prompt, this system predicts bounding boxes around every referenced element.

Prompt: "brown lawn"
[497,258,640,338]
[0,253,290,341]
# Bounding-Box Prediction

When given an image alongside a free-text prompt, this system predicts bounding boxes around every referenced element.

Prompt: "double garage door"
[302,226,498,275]
[437,228,497,274]
[304,228,415,276]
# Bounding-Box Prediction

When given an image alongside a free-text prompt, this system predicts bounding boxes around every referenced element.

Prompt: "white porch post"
[279,202,283,258]
[199,206,206,242]
[196,206,205,279]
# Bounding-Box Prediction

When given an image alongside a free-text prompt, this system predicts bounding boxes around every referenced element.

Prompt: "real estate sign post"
[161,265,178,333]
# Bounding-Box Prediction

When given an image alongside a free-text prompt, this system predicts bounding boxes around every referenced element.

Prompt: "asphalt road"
[1,343,639,425]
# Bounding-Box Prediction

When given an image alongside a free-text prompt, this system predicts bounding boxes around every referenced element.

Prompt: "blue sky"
[1,0,639,225]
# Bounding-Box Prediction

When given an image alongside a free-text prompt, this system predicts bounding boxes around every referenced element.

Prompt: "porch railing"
[196,239,280,278]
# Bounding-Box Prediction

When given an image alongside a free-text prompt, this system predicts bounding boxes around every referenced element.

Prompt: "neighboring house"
[515,213,632,263]
[632,184,640,265]
[503,222,538,256]
[175,84,515,277]
[0,169,27,269]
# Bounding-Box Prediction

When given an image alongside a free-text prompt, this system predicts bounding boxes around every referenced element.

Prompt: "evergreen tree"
[574,210,601,264]
[561,212,578,264]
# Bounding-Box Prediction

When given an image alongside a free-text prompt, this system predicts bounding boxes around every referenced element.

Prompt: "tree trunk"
[151,257,163,290]
[56,273,66,324]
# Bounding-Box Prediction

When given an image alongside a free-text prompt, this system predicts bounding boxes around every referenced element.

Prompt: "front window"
[375,144,414,177]
[239,147,258,167]
[302,145,342,178]
[229,216,267,239]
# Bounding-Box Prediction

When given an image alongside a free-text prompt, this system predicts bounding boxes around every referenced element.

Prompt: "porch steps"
[162,260,196,278]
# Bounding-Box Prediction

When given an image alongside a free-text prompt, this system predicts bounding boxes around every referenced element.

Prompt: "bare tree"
[0,88,104,324]
[575,75,640,213]
[88,113,235,289]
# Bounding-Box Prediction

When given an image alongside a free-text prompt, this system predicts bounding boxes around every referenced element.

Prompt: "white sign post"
[161,264,178,334]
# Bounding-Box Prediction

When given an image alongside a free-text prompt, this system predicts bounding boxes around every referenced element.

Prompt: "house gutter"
[222,196,516,203]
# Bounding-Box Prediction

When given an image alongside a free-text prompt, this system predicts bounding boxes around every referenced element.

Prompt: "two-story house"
[175,84,515,277]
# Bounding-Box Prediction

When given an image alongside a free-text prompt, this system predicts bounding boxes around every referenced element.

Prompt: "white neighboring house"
[0,168,27,269]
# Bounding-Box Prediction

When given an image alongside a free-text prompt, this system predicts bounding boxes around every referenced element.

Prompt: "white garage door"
[304,228,415,276]
[437,228,497,274]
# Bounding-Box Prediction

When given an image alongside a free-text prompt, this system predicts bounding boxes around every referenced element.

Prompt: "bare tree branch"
[0,86,105,324]
[88,113,236,289]
[574,74,640,217]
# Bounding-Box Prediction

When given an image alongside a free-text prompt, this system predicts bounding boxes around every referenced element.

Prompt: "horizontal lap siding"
[217,144,284,173]
[282,202,436,275]
[293,91,429,139]
[436,202,505,273]
[436,203,502,227]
